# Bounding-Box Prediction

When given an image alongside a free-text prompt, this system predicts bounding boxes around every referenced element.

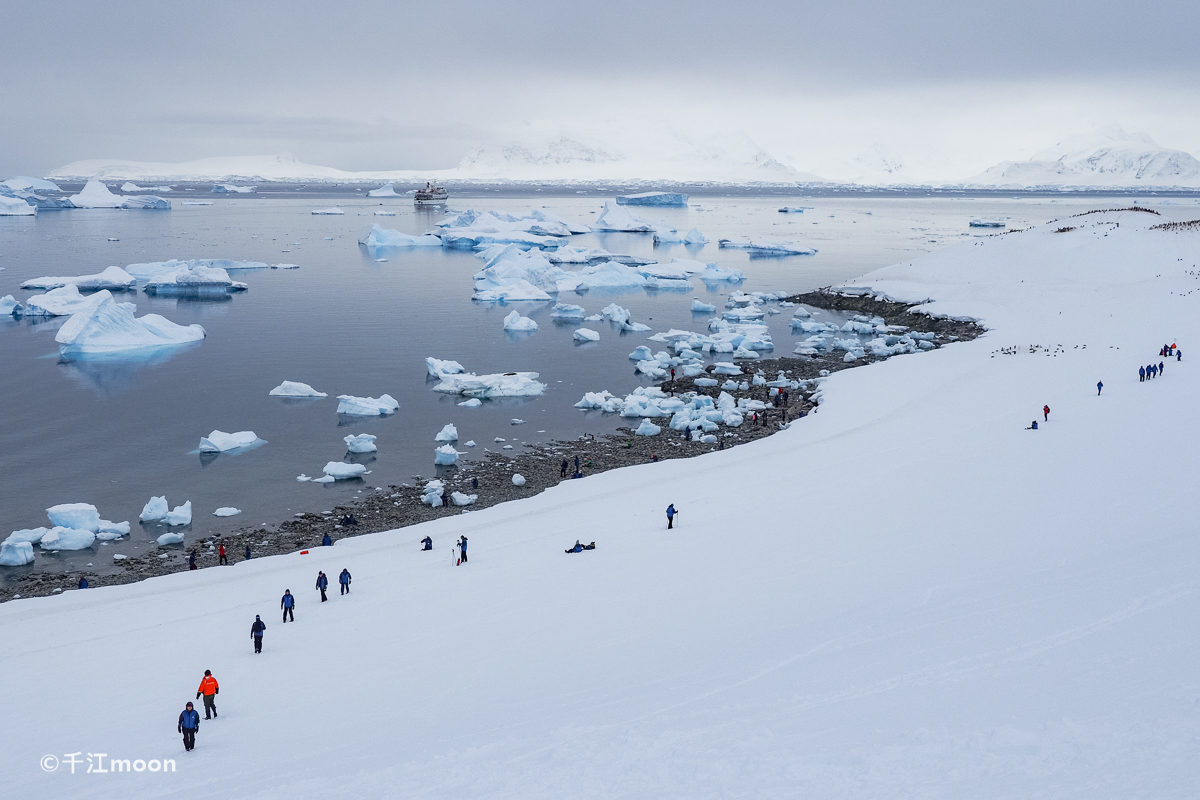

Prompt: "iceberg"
[69,180,123,208]
[435,424,458,443]
[337,394,399,415]
[21,266,136,291]
[121,196,171,210]
[502,310,539,332]
[124,259,270,279]
[616,192,689,207]
[459,399,482,407]
[157,532,185,545]
[98,520,130,536]
[143,263,238,295]
[653,228,685,244]
[691,298,716,313]
[22,285,95,317]
[717,238,818,256]
[635,419,662,436]
[54,291,206,354]
[344,434,378,453]
[198,430,261,452]
[0,540,35,566]
[426,357,466,377]
[213,507,242,517]
[473,279,553,303]
[4,527,50,545]
[629,345,652,361]
[140,496,169,521]
[575,390,624,413]
[270,381,327,398]
[431,371,546,398]
[46,503,102,533]
[573,261,652,291]
[550,303,586,320]
[684,228,707,245]
[312,208,344,215]
[121,182,171,192]
[1,295,22,316]
[3,176,61,192]
[164,501,192,526]
[0,195,36,215]
[698,264,745,282]
[574,327,600,342]
[211,184,256,193]
[593,201,657,232]
[367,183,400,197]
[40,527,97,550]
[451,491,477,506]
[434,445,460,466]
[323,462,367,480]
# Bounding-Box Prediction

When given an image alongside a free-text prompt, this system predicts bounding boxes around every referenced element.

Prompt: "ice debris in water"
[574,328,600,342]
[616,192,689,207]
[157,531,185,545]
[270,381,327,397]
[39,526,96,550]
[1,295,22,316]
[458,398,482,407]
[0,541,35,565]
[164,501,192,526]
[53,291,206,354]
[425,357,465,377]
[593,201,658,232]
[21,265,136,291]
[435,424,458,443]
[323,462,367,480]
[344,434,378,453]
[431,371,546,398]
[358,224,441,248]
[502,310,538,332]
[337,394,399,415]
[4,528,50,546]
[312,208,344,215]
[434,445,460,466]
[46,503,103,532]
[140,496,169,521]
[550,303,586,320]
[717,237,818,256]
[213,507,242,517]
[198,431,261,452]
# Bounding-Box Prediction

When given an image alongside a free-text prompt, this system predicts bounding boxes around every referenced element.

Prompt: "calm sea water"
[3,191,1197,584]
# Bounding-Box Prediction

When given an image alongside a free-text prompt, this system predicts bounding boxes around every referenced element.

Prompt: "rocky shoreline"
[0,291,984,604]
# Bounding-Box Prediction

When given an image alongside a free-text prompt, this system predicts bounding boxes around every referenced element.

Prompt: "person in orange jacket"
[196,670,219,719]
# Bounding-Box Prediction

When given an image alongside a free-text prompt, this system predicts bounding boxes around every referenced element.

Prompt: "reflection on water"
[57,341,203,395]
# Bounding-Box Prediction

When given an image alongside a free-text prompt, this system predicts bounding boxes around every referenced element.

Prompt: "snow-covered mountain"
[48,133,825,186]
[966,123,1200,188]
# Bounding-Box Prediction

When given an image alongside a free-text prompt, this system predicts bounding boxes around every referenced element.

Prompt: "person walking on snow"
[1159,360,1165,376]
[1178,348,1183,361]
[196,670,219,719]
[251,615,266,653]
[218,542,227,565]
[1139,365,1146,382]
[666,503,677,529]
[281,589,295,622]
[1097,380,1103,395]
[316,571,329,602]
[458,535,468,563]
[178,702,200,751]
[339,568,351,595]
[1043,405,1050,422]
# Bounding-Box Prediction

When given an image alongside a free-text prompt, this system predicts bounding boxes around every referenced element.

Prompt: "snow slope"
[967,123,1200,188]
[3,209,1200,798]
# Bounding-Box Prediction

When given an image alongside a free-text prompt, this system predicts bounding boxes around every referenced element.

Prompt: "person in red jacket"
[196,670,219,719]
[1043,404,1050,421]
[218,542,227,566]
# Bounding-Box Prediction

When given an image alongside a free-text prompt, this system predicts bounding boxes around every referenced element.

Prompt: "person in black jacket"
[421,536,432,551]
[178,702,200,751]
[251,615,266,653]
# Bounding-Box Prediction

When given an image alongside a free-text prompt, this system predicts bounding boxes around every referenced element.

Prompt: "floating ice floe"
[157,531,185,545]
[312,208,344,215]
[21,266,136,291]
[474,279,553,303]
[269,381,327,398]
[0,195,36,215]
[594,201,657,232]
[0,541,34,565]
[3,527,50,545]
[691,298,716,313]
[120,196,170,210]
[198,430,261,452]
[434,445,461,465]
[616,192,689,207]
[430,370,546,398]
[575,390,624,413]
[124,259,271,280]
[374,210,395,216]
[458,398,482,407]
[547,246,618,264]
[144,263,243,295]
[344,433,377,453]
[549,303,586,320]
[53,291,206,354]
[358,224,441,248]
[451,492,477,506]
[3,176,61,192]
[683,228,707,244]
[717,237,818,256]
[212,184,256,194]
[367,183,400,197]
[425,357,465,376]
[41,527,97,550]
[574,327,600,342]
[778,206,807,213]
[46,503,102,532]
[437,208,584,249]
[574,261,653,291]
[213,507,242,517]
[698,264,745,282]
[23,285,101,317]
[628,345,652,361]
[122,182,171,192]
[435,424,458,443]
[502,310,538,332]
[512,474,526,486]
[164,501,192,526]
[0,295,20,316]
[324,462,367,480]
[337,394,399,415]
[140,496,169,521]
[635,419,662,436]
[653,228,685,244]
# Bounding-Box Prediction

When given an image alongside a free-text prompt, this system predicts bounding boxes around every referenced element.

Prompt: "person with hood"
[458,535,468,563]
[1139,365,1146,382]
[322,532,332,547]
[77,576,88,589]
[251,615,266,653]
[421,535,432,551]
[1043,405,1050,422]
[178,702,200,751]
[281,589,295,622]
[666,504,677,529]
[218,542,227,565]
[339,568,351,595]
[196,670,219,719]
[1097,380,1103,395]
[316,571,329,602]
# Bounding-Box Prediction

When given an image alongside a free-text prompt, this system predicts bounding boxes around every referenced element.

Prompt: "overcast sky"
[3,0,1199,179]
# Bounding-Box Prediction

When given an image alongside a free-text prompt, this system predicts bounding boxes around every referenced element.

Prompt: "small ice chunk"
[434,445,460,466]
[502,310,539,332]
[458,398,482,407]
[312,475,336,483]
[435,424,459,443]
[198,430,260,452]
[157,531,185,545]
[337,394,399,415]
[465,440,476,446]
[40,526,97,550]
[629,345,652,361]
[164,501,192,526]
[635,419,662,436]
[4,527,50,545]
[296,475,312,482]
[98,520,130,535]
[324,462,367,480]
[451,492,477,506]
[270,381,327,397]
[46,503,102,532]
[113,553,128,560]
[574,328,600,342]
[344,433,378,453]
[594,202,657,232]
[0,541,34,565]
[312,208,344,215]
[213,507,242,517]
[512,473,526,486]
[426,357,466,377]
[691,298,716,313]
[550,303,586,320]
[140,496,169,521]
[511,419,525,425]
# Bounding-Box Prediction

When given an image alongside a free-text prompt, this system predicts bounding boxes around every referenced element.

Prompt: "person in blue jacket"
[421,536,432,551]
[315,571,329,602]
[1097,380,1103,395]
[1139,365,1146,382]
[339,568,351,595]
[1160,360,1165,376]
[322,532,332,547]
[281,589,295,622]
[77,576,88,589]
[458,535,468,563]
[251,615,266,653]
[666,504,677,529]
[178,702,200,751]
